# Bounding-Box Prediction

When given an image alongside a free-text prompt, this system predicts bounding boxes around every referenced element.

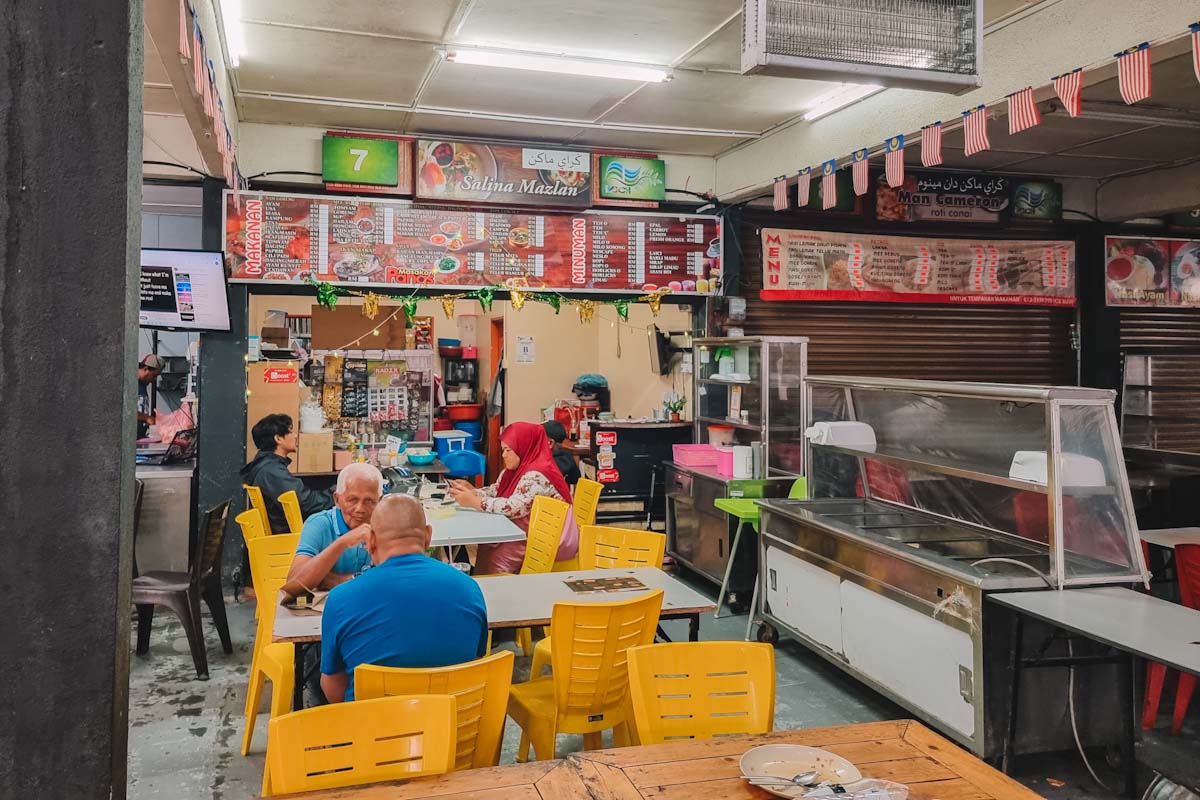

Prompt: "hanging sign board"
[322,132,413,196]
[415,139,592,208]
[599,156,666,202]
[225,191,720,294]
[1105,236,1200,307]
[761,228,1075,306]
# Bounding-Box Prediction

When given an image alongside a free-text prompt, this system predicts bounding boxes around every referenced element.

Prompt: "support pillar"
[0,1,143,798]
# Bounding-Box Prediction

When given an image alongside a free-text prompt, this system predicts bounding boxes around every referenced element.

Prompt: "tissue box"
[1009,451,1106,487]
[805,421,877,451]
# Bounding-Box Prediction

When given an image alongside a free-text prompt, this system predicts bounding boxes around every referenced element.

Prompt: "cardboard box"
[297,431,334,474]
[260,326,291,348]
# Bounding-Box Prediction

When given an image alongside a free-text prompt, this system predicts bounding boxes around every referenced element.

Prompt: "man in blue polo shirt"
[287,462,383,591]
[319,494,488,703]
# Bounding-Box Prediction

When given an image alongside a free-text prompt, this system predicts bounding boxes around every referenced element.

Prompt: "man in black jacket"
[543,420,581,487]
[240,413,333,533]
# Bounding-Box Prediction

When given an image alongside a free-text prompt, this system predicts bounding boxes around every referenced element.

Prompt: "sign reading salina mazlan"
[415,140,594,208]
[224,190,722,294]
[761,228,1076,306]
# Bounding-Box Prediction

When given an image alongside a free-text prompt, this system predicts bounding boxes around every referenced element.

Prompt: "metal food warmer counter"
[751,377,1148,758]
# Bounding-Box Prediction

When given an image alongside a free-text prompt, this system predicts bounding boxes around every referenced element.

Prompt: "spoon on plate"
[744,770,821,788]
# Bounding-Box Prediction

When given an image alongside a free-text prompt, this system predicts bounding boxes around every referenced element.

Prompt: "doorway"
[486,317,505,481]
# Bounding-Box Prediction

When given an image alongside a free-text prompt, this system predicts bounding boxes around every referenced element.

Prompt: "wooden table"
[256,719,1042,800]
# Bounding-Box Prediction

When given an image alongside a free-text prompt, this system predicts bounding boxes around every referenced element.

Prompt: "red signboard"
[416,140,592,209]
[761,227,1075,307]
[1103,236,1200,307]
[225,191,721,294]
[595,431,617,446]
[263,367,298,384]
[597,469,620,484]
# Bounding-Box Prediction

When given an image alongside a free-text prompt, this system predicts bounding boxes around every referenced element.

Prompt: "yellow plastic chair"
[510,495,568,655]
[277,489,304,535]
[236,509,269,620]
[573,478,603,527]
[241,533,300,776]
[508,589,663,762]
[264,694,457,797]
[626,641,776,745]
[354,650,514,771]
[244,484,272,535]
[532,525,667,677]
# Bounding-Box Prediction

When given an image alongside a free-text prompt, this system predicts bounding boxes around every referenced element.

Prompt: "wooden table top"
[258,719,1041,800]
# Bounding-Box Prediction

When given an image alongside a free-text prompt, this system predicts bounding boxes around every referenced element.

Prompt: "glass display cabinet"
[753,377,1146,758]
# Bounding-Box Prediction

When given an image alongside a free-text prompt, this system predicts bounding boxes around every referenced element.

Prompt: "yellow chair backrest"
[579,525,666,570]
[277,490,304,535]
[247,533,300,636]
[627,641,775,744]
[236,508,268,545]
[573,478,603,527]
[520,495,568,575]
[264,694,457,796]
[354,651,514,771]
[244,484,271,534]
[550,590,663,731]
[788,478,808,499]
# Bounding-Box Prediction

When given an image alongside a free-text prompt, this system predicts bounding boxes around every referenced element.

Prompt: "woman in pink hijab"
[448,421,577,574]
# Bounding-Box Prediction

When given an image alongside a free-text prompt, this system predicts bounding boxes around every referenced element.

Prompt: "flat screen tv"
[139,248,231,332]
[648,325,673,376]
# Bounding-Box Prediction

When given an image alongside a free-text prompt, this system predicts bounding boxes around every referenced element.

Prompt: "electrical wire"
[142,160,214,179]
[1067,638,1112,791]
[970,558,1054,587]
[245,170,324,182]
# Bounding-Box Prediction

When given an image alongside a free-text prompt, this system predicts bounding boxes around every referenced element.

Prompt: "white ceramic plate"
[739,745,862,799]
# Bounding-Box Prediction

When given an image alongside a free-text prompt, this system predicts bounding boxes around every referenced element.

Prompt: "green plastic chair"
[713,479,806,638]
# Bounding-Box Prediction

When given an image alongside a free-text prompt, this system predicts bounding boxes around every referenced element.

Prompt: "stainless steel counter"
[136,460,195,573]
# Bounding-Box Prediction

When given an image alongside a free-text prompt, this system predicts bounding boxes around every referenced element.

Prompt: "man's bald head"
[366,495,433,563]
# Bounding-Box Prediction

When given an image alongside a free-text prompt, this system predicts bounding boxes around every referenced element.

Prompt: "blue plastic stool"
[442,449,486,483]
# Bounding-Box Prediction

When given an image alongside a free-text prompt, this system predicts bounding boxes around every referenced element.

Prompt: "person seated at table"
[448,420,577,574]
[319,494,488,703]
[240,413,332,533]
[287,462,383,591]
[543,420,581,488]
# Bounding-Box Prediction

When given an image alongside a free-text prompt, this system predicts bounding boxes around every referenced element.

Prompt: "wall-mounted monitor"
[139,248,231,332]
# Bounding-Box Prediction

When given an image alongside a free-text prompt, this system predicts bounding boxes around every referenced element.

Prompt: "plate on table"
[740,745,862,799]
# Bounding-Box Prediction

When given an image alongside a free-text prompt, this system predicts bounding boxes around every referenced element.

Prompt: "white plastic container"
[1009,451,1106,487]
[732,445,754,478]
[804,421,877,451]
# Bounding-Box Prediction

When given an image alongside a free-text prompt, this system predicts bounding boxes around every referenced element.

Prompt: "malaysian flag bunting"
[884,135,905,188]
[820,159,838,210]
[963,105,990,157]
[203,59,216,118]
[772,176,788,211]
[1052,68,1083,117]
[850,149,869,196]
[1007,87,1040,134]
[179,0,191,59]
[1117,43,1151,105]
[920,123,943,167]
[797,166,813,207]
[1191,23,1199,85]
[192,20,204,98]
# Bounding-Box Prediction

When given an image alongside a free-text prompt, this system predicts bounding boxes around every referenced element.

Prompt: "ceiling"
[219,0,1047,157]
[899,51,1200,182]
[143,26,209,176]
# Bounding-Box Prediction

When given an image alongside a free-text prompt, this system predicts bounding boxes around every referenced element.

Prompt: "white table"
[274,566,716,711]
[989,586,1200,796]
[1140,527,1200,549]
[426,506,525,549]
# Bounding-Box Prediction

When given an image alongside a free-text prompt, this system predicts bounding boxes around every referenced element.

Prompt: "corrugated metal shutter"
[1119,308,1200,352]
[737,221,1077,384]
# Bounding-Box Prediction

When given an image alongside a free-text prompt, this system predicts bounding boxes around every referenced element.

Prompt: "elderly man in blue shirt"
[286,462,383,591]
[320,493,488,703]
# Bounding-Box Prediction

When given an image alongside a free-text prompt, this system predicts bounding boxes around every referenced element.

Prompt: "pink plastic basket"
[672,444,718,467]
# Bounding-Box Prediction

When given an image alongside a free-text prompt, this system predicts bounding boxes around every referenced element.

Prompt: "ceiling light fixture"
[218,0,245,67]
[801,83,884,121]
[445,48,671,83]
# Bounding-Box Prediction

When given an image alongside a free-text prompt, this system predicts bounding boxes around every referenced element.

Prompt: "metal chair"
[132,500,233,679]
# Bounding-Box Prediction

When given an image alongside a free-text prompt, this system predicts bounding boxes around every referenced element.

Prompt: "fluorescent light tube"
[446,48,670,83]
[802,83,884,121]
[219,0,244,67]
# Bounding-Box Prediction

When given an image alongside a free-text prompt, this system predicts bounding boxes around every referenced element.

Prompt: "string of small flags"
[770,23,1200,212]
[179,1,244,202]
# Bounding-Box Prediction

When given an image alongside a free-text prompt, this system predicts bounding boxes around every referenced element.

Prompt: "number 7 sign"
[322,134,400,187]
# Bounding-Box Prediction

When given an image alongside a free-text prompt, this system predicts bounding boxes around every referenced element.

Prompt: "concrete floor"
[127,572,1198,800]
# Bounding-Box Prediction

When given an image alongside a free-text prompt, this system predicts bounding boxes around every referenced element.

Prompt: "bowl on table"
[406,449,437,466]
[740,745,862,799]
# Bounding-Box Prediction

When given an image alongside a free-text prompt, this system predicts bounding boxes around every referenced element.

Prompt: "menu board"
[226,190,720,294]
[875,171,1064,224]
[416,139,592,209]
[762,228,1076,306]
[1105,236,1200,306]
